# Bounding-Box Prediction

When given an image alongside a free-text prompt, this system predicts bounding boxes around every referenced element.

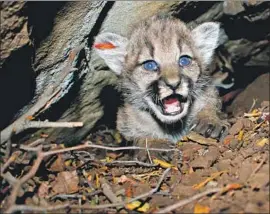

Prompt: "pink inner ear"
[94,42,116,50]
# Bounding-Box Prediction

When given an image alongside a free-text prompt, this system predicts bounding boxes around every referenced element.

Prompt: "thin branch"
[6,203,70,213]
[70,168,171,210]
[1,151,21,174]
[146,138,153,164]
[130,167,171,202]
[20,145,44,152]
[52,194,84,200]
[105,160,158,167]
[26,121,83,128]
[247,155,268,181]
[6,151,44,213]
[100,177,123,204]
[38,141,178,157]
[1,172,17,185]
[6,168,171,213]
[27,138,46,147]
[154,188,222,213]
[2,141,175,213]
[248,98,257,113]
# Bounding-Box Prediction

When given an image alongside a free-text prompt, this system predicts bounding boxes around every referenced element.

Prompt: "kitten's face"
[94,16,220,124]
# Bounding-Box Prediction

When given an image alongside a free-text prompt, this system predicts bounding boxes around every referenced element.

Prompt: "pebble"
[229,139,239,150]
[216,159,231,171]
[241,118,253,130]
[222,150,234,159]
[190,148,219,168]
[229,120,244,135]
[206,180,218,187]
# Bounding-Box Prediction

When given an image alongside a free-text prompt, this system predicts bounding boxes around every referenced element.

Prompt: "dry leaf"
[96,173,100,188]
[193,170,228,190]
[256,138,269,147]
[48,155,65,172]
[153,158,177,170]
[187,132,217,145]
[38,182,50,198]
[223,135,234,145]
[118,175,137,185]
[244,112,261,117]
[125,184,134,198]
[237,130,244,141]
[107,152,123,159]
[194,203,210,214]
[126,201,150,212]
[51,171,79,194]
[221,183,242,193]
[114,131,122,144]
[64,159,72,167]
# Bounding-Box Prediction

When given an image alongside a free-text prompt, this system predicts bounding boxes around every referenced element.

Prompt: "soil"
[1,101,269,213]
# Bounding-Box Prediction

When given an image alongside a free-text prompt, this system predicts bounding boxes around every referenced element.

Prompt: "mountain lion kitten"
[94,15,229,144]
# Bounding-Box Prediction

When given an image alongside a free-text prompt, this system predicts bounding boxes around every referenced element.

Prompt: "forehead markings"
[144,38,155,59]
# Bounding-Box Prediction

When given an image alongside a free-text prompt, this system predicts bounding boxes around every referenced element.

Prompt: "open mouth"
[162,94,187,116]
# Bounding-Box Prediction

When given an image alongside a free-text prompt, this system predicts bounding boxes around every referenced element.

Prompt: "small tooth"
[166,106,180,113]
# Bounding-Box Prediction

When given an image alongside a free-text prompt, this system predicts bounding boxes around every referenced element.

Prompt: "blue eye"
[143,60,159,71]
[179,56,192,67]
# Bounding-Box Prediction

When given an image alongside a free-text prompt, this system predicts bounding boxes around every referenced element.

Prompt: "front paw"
[191,117,230,141]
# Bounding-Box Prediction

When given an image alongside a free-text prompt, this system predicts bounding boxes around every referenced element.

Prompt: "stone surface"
[227,73,270,117]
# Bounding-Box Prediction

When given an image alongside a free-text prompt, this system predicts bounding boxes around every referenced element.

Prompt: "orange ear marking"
[94,42,116,50]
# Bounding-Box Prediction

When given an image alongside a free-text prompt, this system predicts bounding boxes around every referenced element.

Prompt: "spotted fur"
[94,15,224,143]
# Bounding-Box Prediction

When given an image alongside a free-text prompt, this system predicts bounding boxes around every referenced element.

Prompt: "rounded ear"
[191,22,220,65]
[93,32,128,75]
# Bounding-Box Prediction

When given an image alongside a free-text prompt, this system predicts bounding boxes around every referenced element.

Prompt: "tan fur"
[94,15,225,143]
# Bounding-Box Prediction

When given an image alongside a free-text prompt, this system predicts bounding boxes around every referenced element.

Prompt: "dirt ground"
[0,100,269,213]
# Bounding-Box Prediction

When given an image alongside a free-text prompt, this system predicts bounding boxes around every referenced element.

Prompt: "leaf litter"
[0,101,269,213]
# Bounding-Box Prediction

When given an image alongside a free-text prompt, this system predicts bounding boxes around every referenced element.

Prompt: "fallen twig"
[26,121,83,129]
[27,138,46,147]
[248,98,258,113]
[100,177,123,204]
[146,138,153,164]
[2,141,175,213]
[51,194,84,200]
[247,154,268,181]
[68,168,171,210]
[5,203,70,214]
[130,167,171,202]
[5,168,171,213]
[1,151,21,174]
[20,141,178,157]
[154,188,222,213]
[106,160,158,167]
[6,150,44,213]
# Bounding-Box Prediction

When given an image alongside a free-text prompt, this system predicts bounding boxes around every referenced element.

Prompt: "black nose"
[164,79,181,90]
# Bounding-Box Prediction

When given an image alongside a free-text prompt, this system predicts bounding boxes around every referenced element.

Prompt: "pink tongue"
[164,98,181,114]
[164,98,179,105]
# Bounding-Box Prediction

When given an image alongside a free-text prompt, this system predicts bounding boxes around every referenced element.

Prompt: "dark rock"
[227,73,270,117]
